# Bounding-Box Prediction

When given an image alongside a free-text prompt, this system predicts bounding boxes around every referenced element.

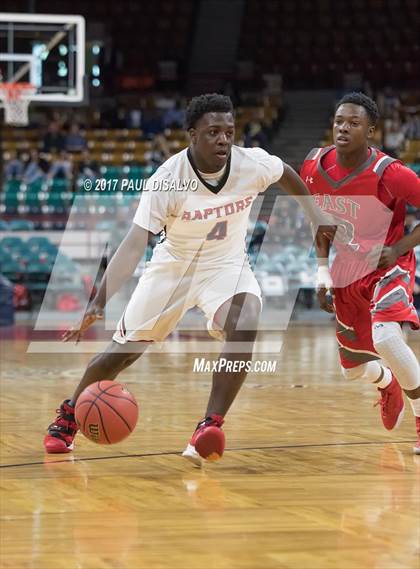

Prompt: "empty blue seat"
[26,236,51,251]
[8,219,35,231]
[1,236,24,251]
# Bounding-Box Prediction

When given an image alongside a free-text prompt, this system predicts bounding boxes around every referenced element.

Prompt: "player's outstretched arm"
[93,224,152,309]
[277,163,345,241]
[277,163,315,198]
[277,163,336,312]
[62,224,152,342]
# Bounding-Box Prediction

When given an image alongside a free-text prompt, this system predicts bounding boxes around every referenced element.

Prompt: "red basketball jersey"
[301,145,417,287]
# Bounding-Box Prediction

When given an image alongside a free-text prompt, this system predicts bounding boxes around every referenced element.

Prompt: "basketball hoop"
[0,82,36,126]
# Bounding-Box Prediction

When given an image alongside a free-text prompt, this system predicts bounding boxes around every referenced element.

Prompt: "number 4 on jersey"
[206,221,227,241]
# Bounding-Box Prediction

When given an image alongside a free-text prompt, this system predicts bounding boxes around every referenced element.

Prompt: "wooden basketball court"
[1,325,419,569]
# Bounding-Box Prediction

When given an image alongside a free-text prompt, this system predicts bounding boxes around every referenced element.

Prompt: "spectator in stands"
[65,123,87,152]
[403,113,420,141]
[43,121,65,153]
[155,93,176,111]
[78,150,99,180]
[378,87,401,119]
[128,108,142,129]
[141,104,171,161]
[158,133,171,161]
[4,151,24,181]
[383,119,405,158]
[22,150,46,185]
[144,136,169,168]
[263,66,283,104]
[114,106,129,128]
[141,108,165,139]
[243,120,269,150]
[47,151,73,181]
[162,99,185,129]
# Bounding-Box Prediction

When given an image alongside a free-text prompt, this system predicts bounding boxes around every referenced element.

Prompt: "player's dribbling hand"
[316,266,335,313]
[317,287,335,313]
[62,302,104,342]
[367,244,399,269]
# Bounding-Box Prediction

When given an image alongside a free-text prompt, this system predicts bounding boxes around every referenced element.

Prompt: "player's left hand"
[62,302,104,342]
[316,266,335,313]
[367,244,399,269]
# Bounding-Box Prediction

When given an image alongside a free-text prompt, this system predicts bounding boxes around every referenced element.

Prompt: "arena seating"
[1,179,73,215]
[238,0,419,88]
[3,0,416,91]
[0,234,75,299]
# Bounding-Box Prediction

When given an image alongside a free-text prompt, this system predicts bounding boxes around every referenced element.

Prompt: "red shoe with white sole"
[182,414,225,466]
[44,399,78,453]
[374,374,404,430]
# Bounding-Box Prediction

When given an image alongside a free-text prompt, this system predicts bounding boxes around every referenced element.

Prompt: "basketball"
[75,381,138,444]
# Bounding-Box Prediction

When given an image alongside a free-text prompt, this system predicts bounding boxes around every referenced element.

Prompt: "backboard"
[0,12,85,104]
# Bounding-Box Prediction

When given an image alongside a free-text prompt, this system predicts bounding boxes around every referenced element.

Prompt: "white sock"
[408,397,420,418]
[372,322,420,392]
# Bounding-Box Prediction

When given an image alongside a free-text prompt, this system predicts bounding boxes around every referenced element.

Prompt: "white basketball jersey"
[133,145,284,264]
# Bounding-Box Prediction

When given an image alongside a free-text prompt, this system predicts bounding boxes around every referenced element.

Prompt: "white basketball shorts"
[113,256,262,344]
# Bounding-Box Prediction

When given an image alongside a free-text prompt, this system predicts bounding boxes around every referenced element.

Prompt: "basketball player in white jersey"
[44,94,337,465]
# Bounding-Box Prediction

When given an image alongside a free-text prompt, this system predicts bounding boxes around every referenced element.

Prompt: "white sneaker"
[182,443,203,467]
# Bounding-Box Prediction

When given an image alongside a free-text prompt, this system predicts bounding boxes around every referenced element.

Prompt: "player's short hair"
[336,92,379,126]
[185,93,234,129]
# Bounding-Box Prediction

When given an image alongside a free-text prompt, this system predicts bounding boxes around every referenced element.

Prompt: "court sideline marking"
[0,439,415,469]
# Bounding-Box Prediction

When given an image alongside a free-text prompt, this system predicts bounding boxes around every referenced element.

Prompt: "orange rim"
[0,82,35,100]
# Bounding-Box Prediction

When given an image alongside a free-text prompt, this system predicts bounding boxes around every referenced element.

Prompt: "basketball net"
[0,82,36,126]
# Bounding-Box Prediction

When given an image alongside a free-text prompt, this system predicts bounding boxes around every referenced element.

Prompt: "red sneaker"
[374,375,405,430]
[182,414,225,466]
[414,417,420,455]
[44,399,78,453]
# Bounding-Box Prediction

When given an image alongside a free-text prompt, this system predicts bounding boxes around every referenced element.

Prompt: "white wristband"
[316,266,333,289]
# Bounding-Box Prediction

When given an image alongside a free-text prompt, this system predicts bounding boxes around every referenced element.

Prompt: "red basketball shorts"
[333,259,419,369]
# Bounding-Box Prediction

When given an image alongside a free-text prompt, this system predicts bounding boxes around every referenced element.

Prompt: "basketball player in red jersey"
[301,92,420,454]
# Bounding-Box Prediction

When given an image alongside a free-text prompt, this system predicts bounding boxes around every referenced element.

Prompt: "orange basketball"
[75,381,138,444]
